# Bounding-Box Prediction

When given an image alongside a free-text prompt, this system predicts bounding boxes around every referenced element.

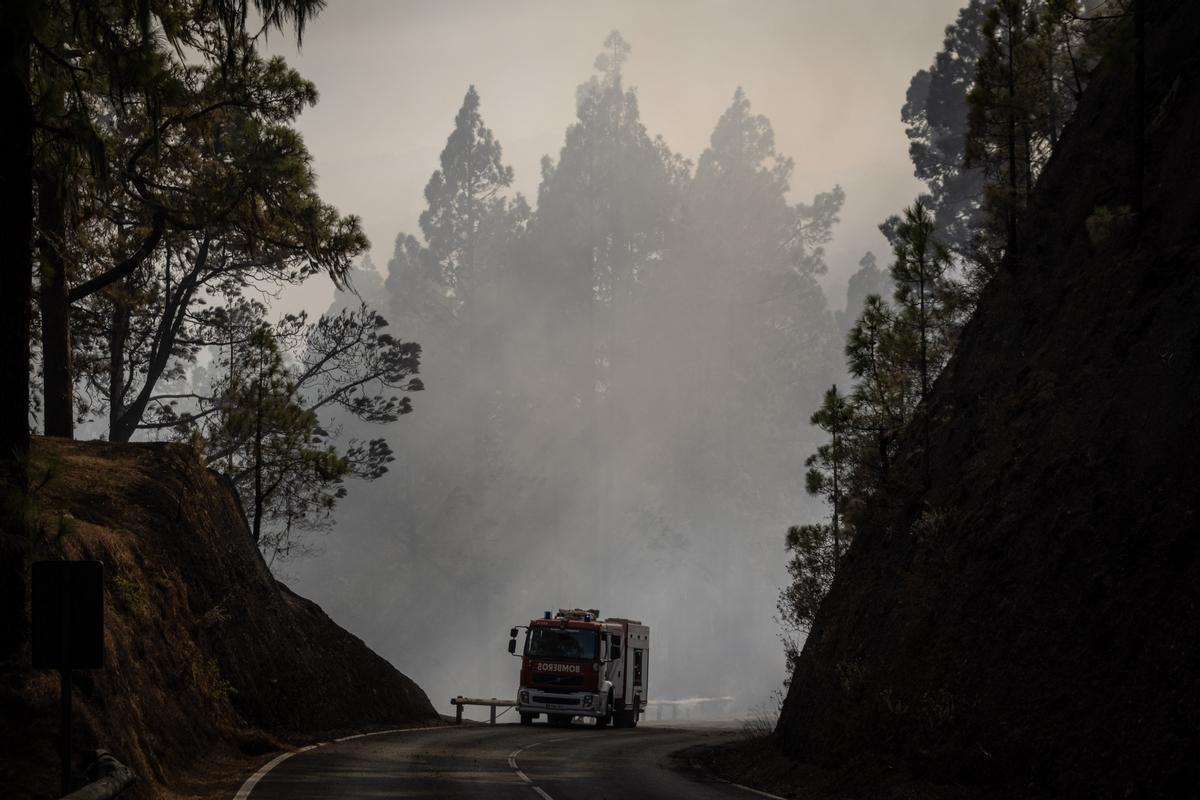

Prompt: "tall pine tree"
[420,86,522,495]
[683,87,843,515]
[901,0,993,255]
[530,31,680,535]
[890,199,961,486]
[419,85,515,319]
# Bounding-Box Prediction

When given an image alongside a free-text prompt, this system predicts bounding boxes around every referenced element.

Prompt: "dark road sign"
[32,560,104,670]
[31,560,106,795]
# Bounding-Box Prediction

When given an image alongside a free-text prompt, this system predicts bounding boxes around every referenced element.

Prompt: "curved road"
[237,721,777,800]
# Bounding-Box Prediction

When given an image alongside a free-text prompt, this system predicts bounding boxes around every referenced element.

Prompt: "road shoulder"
[182,720,450,799]
[677,734,1048,800]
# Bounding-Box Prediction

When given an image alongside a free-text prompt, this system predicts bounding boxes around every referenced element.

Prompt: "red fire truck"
[507,608,649,727]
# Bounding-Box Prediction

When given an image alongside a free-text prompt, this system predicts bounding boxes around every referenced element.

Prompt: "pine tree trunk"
[252,355,265,545]
[878,431,890,482]
[870,347,891,482]
[0,0,34,661]
[465,142,487,508]
[585,244,600,542]
[602,229,630,544]
[36,171,73,438]
[919,271,929,405]
[831,405,841,562]
[1006,13,1020,257]
[1133,0,1145,217]
[108,295,130,434]
[1023,124,1033,200]
[919,259,931,488]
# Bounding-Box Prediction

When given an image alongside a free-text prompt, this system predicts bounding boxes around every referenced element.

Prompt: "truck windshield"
[526,628,597,660]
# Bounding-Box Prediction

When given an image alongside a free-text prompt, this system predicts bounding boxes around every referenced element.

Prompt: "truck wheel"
[596,691,613,728]
[520,713,534,726]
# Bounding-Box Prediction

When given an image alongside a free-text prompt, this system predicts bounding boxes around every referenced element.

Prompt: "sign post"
[32,561,104,797]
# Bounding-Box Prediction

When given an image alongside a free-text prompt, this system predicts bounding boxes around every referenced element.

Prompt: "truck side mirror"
[510,627,518,638]
[507,638,517,655]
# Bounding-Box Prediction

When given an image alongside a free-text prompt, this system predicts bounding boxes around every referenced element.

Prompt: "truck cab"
[509,608,648,727]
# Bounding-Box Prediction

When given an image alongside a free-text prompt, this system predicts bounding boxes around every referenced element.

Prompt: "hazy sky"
[266,0,966,315]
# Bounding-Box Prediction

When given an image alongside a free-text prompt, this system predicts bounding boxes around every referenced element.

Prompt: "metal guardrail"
[61,750,135,800]
[450,696,518,725]
[645,696,735,721]
[646,696,735,705]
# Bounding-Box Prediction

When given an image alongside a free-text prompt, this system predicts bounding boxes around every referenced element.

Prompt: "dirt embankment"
[0,437,439,799]
[768,3,1200,799]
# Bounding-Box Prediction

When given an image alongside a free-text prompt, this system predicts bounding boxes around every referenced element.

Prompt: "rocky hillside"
[776,3,1200,798]
[0,438,439,799]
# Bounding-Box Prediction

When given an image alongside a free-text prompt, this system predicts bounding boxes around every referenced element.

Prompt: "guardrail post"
[450,695,517,724]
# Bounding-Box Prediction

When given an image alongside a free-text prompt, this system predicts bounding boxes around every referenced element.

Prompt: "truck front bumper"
[517,688,601,717]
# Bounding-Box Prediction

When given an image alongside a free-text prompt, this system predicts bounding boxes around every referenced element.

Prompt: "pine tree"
[683,87,842,508]
[71,48,368,444]
[890,199,961,485]
[837,252,893,333]
[966,0,1044,262]
[417,85,520,495]
[845,294,916,489]
[217,326,344,555]
[185,302,420,561]
[419,85,515,315]
[778,385,854,657]
[529,31,681,534]
[384,233,453,339]
[804,386,854,561]
[901,0,993,256]
[777,522,839,661]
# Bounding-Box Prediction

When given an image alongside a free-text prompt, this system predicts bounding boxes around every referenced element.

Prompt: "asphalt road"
[237,720,777,800]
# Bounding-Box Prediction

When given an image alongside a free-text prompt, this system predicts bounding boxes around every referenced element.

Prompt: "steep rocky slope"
[0,438,439,799]
[776,3,1200,798]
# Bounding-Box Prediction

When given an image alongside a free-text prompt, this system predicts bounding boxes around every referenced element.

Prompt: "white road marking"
[730,783,788,800]
[333,725,432,742]
[712,775,789,800]
[507,736,572,799]
[232,726,441,799]
[232,749,304,800]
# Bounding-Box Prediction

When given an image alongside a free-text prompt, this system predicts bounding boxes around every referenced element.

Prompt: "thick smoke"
[281,37,847,721]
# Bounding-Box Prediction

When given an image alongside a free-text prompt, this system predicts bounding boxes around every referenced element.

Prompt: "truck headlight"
[583,695,594,707]
[519,691,530,703]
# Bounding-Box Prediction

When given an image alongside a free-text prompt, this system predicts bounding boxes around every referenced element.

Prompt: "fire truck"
[507,608,649,727]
